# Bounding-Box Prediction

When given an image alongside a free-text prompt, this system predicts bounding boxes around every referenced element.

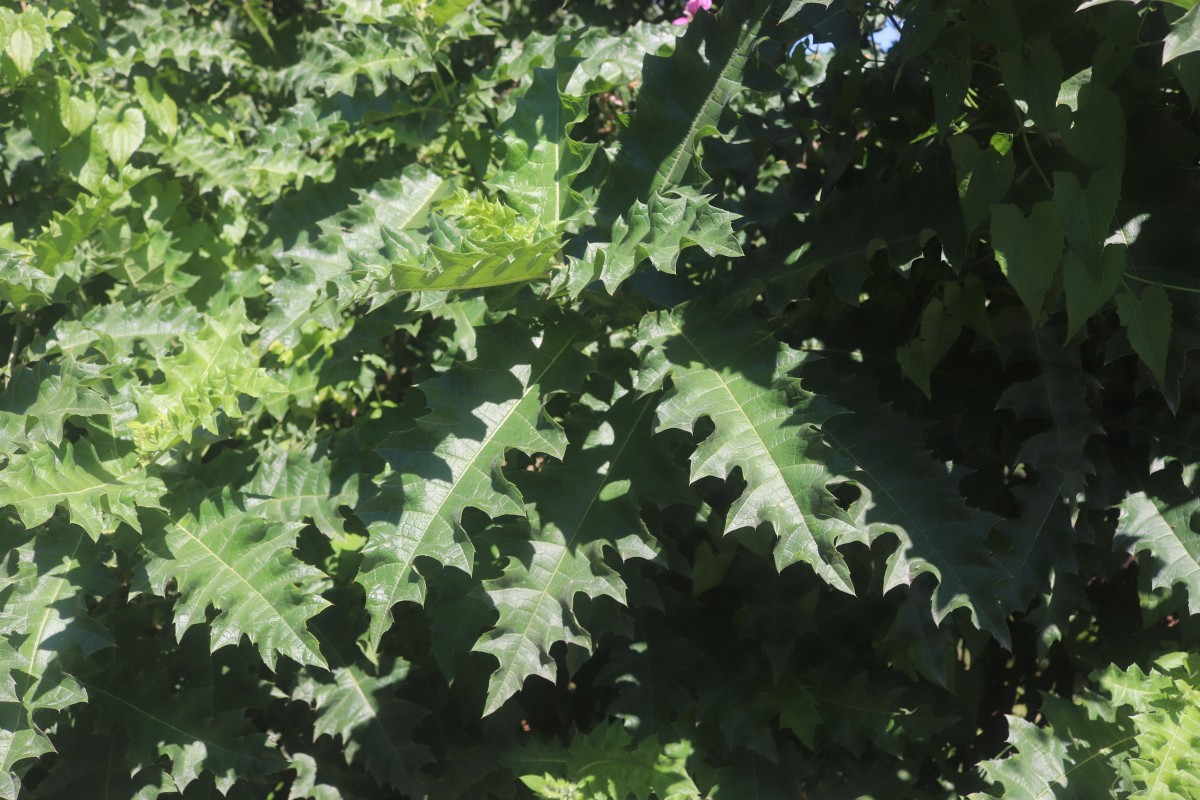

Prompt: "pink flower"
[672,0,713,24]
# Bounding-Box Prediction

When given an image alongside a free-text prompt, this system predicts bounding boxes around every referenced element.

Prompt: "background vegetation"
[1,0,1199,797]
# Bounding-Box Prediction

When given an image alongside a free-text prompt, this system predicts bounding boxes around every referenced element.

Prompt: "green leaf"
[997,36,1063,130]
[972,716,1106,800]
[0,359,110,454]
[0,439,164,538]
[931,37,971,138]
[241,440,359,541]
[507,723,702,800]
[777,170,963,304]
[132,76,178,141]
[1054,169,1124,338]
[4,9,53,77]
[635,301,858,591]
[1059,84,1126,172]
[84,635,285,794]
[131,299,283,454]
[295,659,430,795]
[1164,5,1200,64]
[55,79,97,139]
[1114,463,1200,613]
[472,394,671,715]
[266,166,448,347]
[323,27,431,96]
[371,192,564,294]
[821,393,1011,646]
[576,187,741,296]
[141,493,330,669]
[487,63,596,227]
[990,201,1065,322]
[1128,698,1200,799]
[896,296,964,399]
[950,134,1014,238]
[95,107,146,168]
[0,522,115,786]
[356,317,591,651]
[606,0,773,209]
[1116,285,1173,392]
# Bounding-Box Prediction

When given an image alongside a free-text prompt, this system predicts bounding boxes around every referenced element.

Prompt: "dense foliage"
[2,0,1199,796]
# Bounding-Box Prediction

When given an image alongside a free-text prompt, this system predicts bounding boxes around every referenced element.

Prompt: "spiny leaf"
[295,659,430,795]
[322,27,431,96]
[571,187,740,296]
[130,299,282,454]
[0,439,164,538]
[821,391,1011,646]
[266,165,448,347]
[996,329,1101,495]
[507,722,702,800]
[0,521,115,788]
[472,393,671,715]
[487,62,595,227]
[356,316,591,651]
[635,301,858,591]
[1114,462,1200,614]
[366,192,564,294]
[241,439,359,541]
[85,635,285,794]
[0,359,110,454]
[140,492,330,669]
[606,0,773,208]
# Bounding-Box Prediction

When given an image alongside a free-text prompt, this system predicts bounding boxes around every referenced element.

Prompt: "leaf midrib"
[172,515,325,667]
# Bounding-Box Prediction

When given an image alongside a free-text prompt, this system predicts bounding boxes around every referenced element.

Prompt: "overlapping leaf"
[295,658,430,795]
[0,522,115,793]
[820,391,1011,645]
[356,317,591,650]
[130,299,282,454]
[472,393,675,714]
[507,723,702,800]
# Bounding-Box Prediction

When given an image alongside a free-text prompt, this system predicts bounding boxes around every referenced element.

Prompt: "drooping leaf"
[990,201,1065,323]
[1116,285,1173,392]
